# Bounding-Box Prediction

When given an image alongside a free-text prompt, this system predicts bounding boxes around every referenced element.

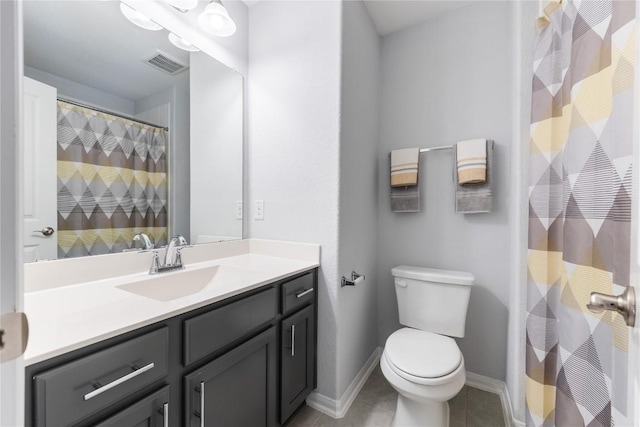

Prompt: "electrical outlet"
[236,201,243,220]
[255,200,264,220]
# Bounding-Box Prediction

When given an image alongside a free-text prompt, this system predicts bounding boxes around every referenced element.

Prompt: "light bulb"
[197,1,236,37]
[120,3,163,31]
[168,33,200,52]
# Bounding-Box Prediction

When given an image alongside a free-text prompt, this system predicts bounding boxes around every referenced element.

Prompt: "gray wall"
[248,0,342,399]
[337,1,381,397]
[377,2,513,381]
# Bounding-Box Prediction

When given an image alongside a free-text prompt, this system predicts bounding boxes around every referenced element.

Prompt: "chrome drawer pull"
[163,402,169,427]
[200,381,205,427]
[83,362,155,401]
[291,325,296,357]
[295,288,314,299]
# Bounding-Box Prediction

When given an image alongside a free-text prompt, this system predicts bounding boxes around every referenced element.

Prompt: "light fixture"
[120,2,163,31]
[165,0,198,12]
[168,33,200,52]
[197,0,236,37]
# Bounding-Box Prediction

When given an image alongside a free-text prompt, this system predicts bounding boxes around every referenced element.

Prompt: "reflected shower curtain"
[56,101,168,258]
[526,1,636,426]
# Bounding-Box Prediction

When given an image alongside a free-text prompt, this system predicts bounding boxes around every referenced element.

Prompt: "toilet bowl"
[381,328,466,426]
[381,266,474,427]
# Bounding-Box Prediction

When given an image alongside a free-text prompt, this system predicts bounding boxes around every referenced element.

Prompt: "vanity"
[23,239,320,427]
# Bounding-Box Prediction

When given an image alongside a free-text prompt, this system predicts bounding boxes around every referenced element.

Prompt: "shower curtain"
[56,101,168,258]
[526,1,636,426]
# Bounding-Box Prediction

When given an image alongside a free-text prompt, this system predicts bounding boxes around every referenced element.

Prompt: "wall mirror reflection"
[22,1,243,262]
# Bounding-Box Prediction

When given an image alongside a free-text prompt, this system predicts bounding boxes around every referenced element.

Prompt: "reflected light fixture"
[120,2,163,31]
[197,0,236,37]
[168,33,200,52]
[165,0,198,12]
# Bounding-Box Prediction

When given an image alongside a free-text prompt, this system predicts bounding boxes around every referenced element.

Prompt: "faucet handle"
[175,246,193,268]
[149,251,161,275]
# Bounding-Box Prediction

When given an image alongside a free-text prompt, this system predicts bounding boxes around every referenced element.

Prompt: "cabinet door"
[280,305,315,423]
[94,386,170,427]
[184,327,277,427]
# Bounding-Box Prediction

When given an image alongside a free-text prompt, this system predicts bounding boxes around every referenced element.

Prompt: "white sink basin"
[117,265,266,302]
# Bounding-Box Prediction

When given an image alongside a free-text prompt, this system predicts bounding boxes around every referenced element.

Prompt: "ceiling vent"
[142,50,188,75]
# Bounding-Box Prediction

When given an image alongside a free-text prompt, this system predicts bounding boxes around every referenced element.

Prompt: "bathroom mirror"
[22,1,243,262]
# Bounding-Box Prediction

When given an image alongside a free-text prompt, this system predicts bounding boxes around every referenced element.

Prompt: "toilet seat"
[384,328,462,385]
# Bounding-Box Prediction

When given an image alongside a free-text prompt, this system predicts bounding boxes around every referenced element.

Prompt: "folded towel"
[455,140,493,213]
[391,185,420,213]
[390,148,420,187]
[456,139,487,185]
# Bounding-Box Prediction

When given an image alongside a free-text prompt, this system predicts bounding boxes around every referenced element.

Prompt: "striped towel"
[390,148,420,187]
[456,139,487,185]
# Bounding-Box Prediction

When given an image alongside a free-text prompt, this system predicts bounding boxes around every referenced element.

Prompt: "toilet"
[380,265,474,427]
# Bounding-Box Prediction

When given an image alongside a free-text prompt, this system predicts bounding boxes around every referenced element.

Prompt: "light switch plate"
[236,201,243,220]
[255,200,264,220]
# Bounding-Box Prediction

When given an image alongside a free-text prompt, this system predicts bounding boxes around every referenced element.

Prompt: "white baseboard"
[465,372,524,427]
[306,347,383,418]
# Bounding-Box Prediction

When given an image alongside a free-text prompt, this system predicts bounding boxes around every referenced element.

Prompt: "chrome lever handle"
[33,227,54,236]
[587,287,636,327]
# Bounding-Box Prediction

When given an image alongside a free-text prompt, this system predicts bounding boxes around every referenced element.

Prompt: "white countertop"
[24,240,320,366]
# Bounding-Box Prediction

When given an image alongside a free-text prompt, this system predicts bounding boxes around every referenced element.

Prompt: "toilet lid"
[385,328,462,379]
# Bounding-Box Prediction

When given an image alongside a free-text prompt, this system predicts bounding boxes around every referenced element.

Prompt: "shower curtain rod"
[57,97,169,131]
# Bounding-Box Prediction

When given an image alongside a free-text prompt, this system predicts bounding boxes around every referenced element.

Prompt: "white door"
[22,77,57,262]
[1,2,26,426]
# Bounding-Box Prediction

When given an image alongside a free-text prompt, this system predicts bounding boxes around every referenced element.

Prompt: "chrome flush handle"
[587,287,636,327]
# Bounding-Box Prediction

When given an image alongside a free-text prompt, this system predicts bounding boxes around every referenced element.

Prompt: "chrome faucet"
[133,232,154,250]
[148,235,190,275]
[164,235,188,267]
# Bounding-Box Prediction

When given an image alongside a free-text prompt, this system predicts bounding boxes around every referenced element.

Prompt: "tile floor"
[287,364,506,427]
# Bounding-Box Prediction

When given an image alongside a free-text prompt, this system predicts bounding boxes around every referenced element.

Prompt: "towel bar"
[419,145,453,153]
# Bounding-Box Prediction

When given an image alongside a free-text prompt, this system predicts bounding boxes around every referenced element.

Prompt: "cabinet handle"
[291,325,295,357]
[296,288,314,298]
[163,402,169,427]
[200,381,205,427]
[83,362,155,401]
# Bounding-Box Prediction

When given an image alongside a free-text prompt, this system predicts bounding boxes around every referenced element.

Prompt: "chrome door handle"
[84,362,155,400]
[291,325,295,357]
[587,287,636,327]
[295,288,314,298]
[33,226,54,236]
[163,402,169,427]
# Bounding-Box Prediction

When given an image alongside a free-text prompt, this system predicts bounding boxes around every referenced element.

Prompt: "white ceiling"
[240,0,478,37]
[23,1,191,102]
[362,0,477,36]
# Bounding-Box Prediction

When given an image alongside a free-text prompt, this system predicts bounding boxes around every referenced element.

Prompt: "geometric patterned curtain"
[56,101,168,258]
[526,1,636,426]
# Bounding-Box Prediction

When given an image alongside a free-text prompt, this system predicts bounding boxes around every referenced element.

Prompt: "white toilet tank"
[392,265,474,338]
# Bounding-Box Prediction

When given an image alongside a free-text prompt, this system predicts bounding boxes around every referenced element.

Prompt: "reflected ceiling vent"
[142,50,188,75]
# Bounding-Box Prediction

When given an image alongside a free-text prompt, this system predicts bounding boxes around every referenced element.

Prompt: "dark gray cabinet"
[94,386,170,427]
[280,305,315,422]
[25,268,318,427]
[185,328,277,427]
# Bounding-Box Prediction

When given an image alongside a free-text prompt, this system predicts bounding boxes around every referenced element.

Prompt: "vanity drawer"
[184,287,277,366]
[281,272,315,315]
[33,328,169,427]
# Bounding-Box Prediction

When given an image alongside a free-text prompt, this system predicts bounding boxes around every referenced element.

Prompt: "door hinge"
[0,312,29,363]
